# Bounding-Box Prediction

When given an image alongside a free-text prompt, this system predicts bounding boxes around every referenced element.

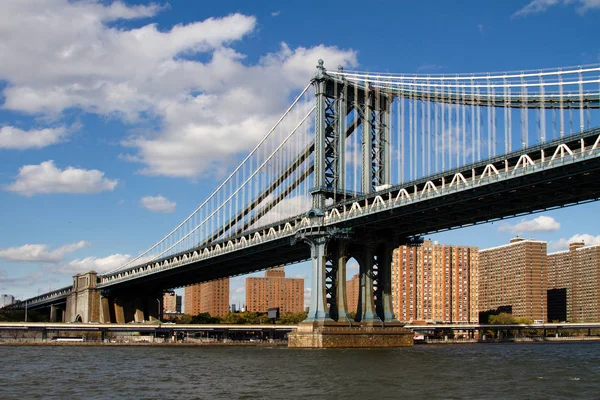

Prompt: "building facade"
[163,292,182,313]
[184,278,230,317]
[0,294,15,308]
[391,240,478,323]
[246,267,304,314]
[479,238,547,322]
[346,273,360,314]
[548,242,600,322]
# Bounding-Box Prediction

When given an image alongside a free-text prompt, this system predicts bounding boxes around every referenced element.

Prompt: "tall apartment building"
[548,242,600,322]
[0,294,15,308]
[391,240,478,323]
[479,238,547,322]
[346,273,360,314]
[184,278,230,317]
[246,267,304,314]
[162,292,182,313]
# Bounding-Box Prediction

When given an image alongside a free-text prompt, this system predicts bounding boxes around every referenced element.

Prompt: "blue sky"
[1,0,600,308]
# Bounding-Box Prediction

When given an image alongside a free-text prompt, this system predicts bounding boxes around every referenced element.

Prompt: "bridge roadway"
[97,126,600,293]
[405,322,600,332]
[0,322,296,333]
[1,322,598,339]
[10,126,600,312]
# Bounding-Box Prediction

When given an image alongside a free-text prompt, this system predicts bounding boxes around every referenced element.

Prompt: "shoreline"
[1,337,600,347]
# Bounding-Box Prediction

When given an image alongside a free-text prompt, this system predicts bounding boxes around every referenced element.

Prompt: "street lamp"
[156,298,161,322]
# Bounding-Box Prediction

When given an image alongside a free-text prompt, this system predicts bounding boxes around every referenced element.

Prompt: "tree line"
[171,311,308,325]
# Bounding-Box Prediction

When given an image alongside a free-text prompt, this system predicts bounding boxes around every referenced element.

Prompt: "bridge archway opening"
[75,315,82,323]
[346,257,359,315]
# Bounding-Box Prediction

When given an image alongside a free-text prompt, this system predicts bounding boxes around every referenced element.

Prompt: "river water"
[1,342,599,399]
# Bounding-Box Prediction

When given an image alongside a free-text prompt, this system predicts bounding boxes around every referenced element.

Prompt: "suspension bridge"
[6,61,600,346]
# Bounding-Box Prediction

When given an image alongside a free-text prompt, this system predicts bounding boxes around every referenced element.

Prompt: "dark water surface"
[1,342,599,399]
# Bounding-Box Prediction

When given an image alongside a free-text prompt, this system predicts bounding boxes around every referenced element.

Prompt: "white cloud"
[550,233,600,250]
[498,215,560,234]
[347,258,359,271]
[254,194,313,227]
[235,287,245,294]
[0,126,68,149]
[0,2,357,178]
[0,269,61,296]
[271,11,281,17]
[0,241,89,263]
[57,253,134,274]
[513,0,600,17]
[304,287,311,307]
[4,160,118,196]
[140,195,176,213]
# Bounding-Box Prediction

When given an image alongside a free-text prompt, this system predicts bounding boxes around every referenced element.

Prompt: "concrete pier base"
[288,323,414,348]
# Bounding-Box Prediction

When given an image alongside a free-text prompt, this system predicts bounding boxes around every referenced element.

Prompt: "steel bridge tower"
[299,60,402,330]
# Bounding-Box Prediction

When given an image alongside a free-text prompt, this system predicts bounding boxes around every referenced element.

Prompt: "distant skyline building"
[0,294,15,308]
[548,242,600,322]
[479,238,547,322]
[391,240,478,323]
[346,273,359,315]
[246,267,304,314]
[184,278,230,317]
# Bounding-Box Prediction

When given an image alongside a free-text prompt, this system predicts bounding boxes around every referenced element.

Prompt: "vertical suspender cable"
[471,77,475,164]
[427,79,432,175]
[521,74,527,148]
[421,85,425,176]
[434,83,439,173]
[462,83,466,166]
[559,70,564,137]
[409,83,414,180]
[476,83,481,161]
[579,68,584,132]
[540,73,546,143]
[441,82,446,171]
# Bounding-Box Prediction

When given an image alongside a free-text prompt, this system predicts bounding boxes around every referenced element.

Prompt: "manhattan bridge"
[9,61,600,342]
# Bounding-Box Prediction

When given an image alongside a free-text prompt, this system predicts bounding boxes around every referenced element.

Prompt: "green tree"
[177,314,193,324]
[488,312,516,325]
[278,311,308,324]
[190,312,220,324]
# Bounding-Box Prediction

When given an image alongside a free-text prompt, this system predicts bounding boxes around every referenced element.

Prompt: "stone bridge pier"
[100,293,162,324]
[65,271,101,323]
[50,304,66,322]
[64,270,162,323]
[288,224,414,348]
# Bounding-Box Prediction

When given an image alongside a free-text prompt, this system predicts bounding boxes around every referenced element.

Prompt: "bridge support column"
[50,305,59,322]
[355,245,378,323]
[148,296,161,322]
[134,298,145,323]
[332,240,350,322]
[304,236,333,323]
[375,242,398,323]
[114,300,125,324]
[100,296,112,323]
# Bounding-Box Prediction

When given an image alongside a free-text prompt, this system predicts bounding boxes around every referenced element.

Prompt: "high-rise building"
[346,273,360,314]
[0,294,15,308]
[547,242,583,321]
[163,292,182,313]
[479,238,547,322]
[184,278,230,317]
[548,242,600,322]
[246,267,304,314]
[391,240,478,323]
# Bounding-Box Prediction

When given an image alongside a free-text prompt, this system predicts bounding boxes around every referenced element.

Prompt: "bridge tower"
[290,61,412,347]
[65,271,101,323]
